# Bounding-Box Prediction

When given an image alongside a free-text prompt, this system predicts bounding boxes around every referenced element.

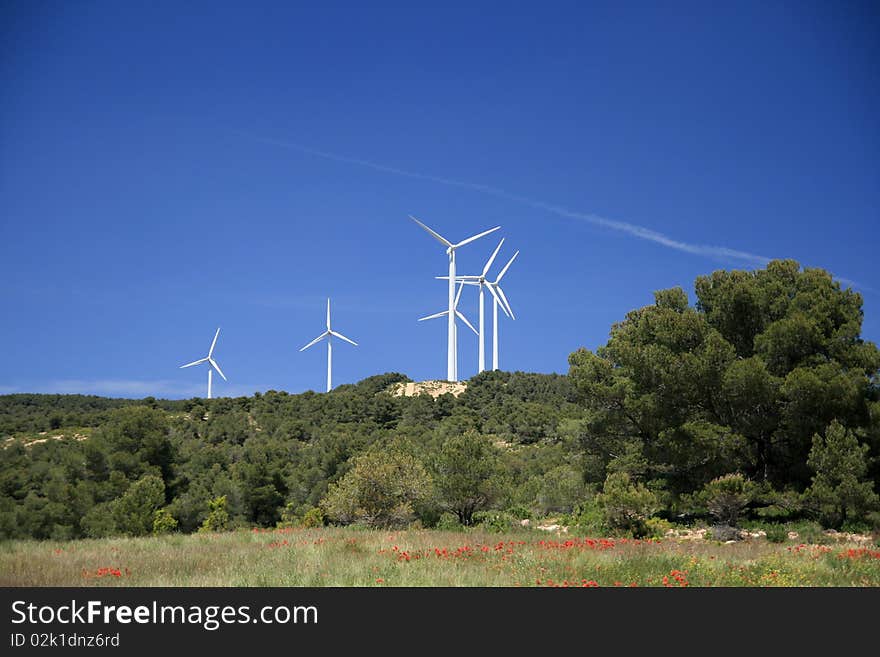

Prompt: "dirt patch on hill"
[389,380,468,398]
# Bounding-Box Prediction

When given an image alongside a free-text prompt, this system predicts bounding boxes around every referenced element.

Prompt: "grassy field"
[1,527,879,587]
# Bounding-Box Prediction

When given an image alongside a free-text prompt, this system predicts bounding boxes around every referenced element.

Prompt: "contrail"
[246,133,772,267]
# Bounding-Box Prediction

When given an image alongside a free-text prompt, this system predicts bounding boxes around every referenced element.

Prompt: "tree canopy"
[568,259,879,502]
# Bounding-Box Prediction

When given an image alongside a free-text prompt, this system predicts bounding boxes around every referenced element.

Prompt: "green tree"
[569,260,880,496]
[320,449,432,529]
[113,475,165,536]
[432,432,500,526]
[805,421,878,528]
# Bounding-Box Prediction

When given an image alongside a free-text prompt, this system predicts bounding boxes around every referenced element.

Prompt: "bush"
[506,505,532,521]
[435,512,465,532]
[764,524,788,543]
[597,472,660,538]
[473,511,514,533]
[199,496,229,533]
[644,517,673,540]
[300,507,324,528]
[152,508,178,535]
[320,449,432,529]
[566,498,610,536]
[700,473,756,527]
[787,520,832,545]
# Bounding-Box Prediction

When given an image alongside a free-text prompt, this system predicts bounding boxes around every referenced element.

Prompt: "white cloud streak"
[247,134,773,267]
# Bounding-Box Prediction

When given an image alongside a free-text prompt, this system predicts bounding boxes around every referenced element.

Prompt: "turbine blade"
[437,275,481,281]
[208,327,220,357]
[419,310,448,321]
[486,284,511,318]
[482,238,505,277]
[179,357,208,369]
[409,215,453,247]
[208,357,227,381]
[496,285,515,320]
[453,225,500,249]
[300,331,329,351]
[496,250,519,282]
[330,330,358,346]
[456,310,479,335]
[454,281,465,307]
[326,298,331,330]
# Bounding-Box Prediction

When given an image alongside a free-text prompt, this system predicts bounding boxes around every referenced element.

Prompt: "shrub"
[435,512,465,532]
[152,508,178,535]
[199,495,229,533]
[506,504,532,521]
[700,473,756,527]
[565,498,609,536]
[300,507,324,528]
[320,449,432,529]
[644,517,673,540]
[787,520,831,545]
[764,524,788,543]
[277,502,299,528]
[473,511,514,533]
[596,472,660,537]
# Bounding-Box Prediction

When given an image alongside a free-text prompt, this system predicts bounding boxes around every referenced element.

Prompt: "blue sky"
[1,1,878,398]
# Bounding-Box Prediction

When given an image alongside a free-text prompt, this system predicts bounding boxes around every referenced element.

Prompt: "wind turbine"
[419,281,478,381]
[300,298,358,392]
[438,239,505,372]
[409,215,500,382]
[179,327,227,399]
[451,249,519,371]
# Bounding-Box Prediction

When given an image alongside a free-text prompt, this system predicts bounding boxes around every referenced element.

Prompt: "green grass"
[1,527,878,587]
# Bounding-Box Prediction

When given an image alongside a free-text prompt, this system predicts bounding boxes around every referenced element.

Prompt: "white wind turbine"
[452,248,519,371]
[419,281,479,381]
[438,239,506,372]
[179,327,227,399]
[300,298,358,392]
[409,215,500,382]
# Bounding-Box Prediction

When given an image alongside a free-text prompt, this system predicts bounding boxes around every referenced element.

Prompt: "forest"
[1,259,878,542]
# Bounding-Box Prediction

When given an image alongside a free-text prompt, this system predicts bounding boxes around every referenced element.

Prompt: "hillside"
[2,260,878,543]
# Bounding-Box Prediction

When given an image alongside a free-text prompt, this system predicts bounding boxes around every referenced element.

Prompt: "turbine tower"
[179,327,227,399]
[419,281,478,381]
[453,249,519,371]
[486,250,518,371]
[409,215,499,382]
[300,298,358,392]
